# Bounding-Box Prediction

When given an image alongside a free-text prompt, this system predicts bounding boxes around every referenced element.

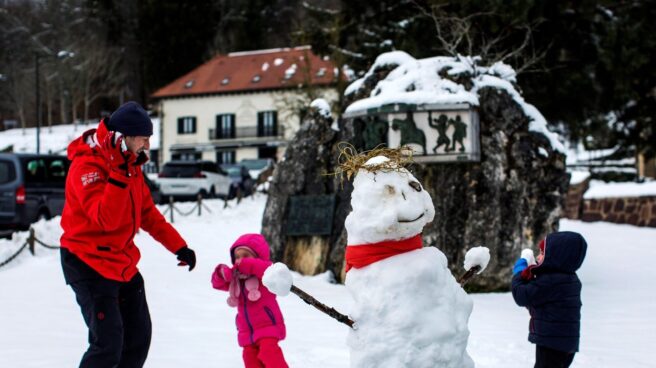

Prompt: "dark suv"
[0,153,69,234]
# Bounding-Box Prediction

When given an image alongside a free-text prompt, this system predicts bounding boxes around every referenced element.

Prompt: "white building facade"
[151,46,339,166]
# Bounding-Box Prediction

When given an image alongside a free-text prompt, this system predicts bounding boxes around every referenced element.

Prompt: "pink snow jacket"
[211,234,286,347]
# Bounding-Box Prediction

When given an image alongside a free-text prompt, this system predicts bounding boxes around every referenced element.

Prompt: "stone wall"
[581,196,656,227]
[563,176,656,227]
[564,179,590,220]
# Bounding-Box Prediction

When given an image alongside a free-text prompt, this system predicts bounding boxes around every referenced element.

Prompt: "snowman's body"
[344,156,474,368]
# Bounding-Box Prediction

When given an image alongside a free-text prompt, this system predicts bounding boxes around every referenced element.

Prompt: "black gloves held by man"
[176,246,196,271]
[97,119,137,177]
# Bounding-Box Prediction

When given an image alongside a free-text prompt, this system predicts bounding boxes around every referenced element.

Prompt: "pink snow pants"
[242,338,288,368]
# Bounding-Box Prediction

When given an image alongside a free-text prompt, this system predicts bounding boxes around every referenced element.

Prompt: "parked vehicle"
[220,164,255,199]
[0,153,70,235]
[239,158,275,182]
[143,172,162,205]
[157,161,231,201]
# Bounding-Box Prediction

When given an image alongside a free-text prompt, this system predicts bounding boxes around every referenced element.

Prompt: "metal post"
[197,194,202,216]
[28,228,35,255]
[35,53,40,154]
[168,196,174,223]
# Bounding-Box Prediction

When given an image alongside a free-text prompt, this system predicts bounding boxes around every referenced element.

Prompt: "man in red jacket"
[60,101,196,368]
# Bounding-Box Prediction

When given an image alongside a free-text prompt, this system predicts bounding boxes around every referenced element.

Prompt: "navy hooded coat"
[512,231,587,353]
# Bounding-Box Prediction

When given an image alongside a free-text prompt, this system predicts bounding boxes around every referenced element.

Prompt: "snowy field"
[0,194,654,367]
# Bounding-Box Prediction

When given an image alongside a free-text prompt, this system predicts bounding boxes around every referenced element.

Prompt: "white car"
[157,161,232,200]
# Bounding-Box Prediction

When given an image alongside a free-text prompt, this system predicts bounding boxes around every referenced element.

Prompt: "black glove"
[175,246,196,271]
[97,119,137,177]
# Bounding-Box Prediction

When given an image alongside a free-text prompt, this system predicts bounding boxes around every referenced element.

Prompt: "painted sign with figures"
[344,103,480,163]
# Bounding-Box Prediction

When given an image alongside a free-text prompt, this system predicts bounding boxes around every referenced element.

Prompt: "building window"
[257,111,277,137]
[216,114,235,139]
[177,117,196,134]
[172,151,201,161]
[216,150,236,164]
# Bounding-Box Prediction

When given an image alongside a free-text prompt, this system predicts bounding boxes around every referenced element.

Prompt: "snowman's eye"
[409,181,422,192]
[384,185,396,196]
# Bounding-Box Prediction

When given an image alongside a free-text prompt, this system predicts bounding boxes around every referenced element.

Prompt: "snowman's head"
[345,156,435,244]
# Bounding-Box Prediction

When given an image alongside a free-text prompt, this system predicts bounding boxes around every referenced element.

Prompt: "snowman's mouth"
[398,213,424,223]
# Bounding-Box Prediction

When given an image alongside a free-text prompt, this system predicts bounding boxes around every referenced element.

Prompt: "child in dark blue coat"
[512,231,587,368]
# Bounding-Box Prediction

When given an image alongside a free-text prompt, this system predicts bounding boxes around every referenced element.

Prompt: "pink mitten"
[245,277,261,301]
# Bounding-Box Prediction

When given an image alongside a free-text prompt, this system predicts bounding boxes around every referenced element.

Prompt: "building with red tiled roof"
[150,46,339,166]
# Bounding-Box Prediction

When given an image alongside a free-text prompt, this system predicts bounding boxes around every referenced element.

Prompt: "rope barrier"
[34,237,60,250]
[0,227,61,268]
[0,241,29,268]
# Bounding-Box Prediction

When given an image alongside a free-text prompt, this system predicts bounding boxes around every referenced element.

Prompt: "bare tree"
[412,1,549,75]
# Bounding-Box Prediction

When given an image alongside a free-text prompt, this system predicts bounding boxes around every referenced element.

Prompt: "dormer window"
[221,77,230,85]
[184,80,194,89]
[252,75,261,83]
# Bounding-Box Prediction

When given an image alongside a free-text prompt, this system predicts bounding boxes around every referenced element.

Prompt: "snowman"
[342,155,475,368]
[264,154,487,367]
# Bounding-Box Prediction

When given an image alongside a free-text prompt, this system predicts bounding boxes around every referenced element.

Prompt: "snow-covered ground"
[0,118,160,154]
[0,194,654,367]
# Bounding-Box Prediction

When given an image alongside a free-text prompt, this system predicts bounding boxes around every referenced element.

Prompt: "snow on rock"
[344,155,473,368]
[344,52,565,154]
[463,246,491,274]
[310,99,332,119]
[263,262,294,296]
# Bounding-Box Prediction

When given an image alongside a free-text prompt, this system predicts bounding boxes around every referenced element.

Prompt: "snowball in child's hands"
[463,246,490,274]
[521,248,536,265]
[263,263,293,296]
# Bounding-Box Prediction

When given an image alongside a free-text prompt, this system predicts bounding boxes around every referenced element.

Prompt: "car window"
[161,164,201,178]
[0,160,16,184]
[240,159,268,170]
[23,159,48,185]
[47,158,68,183]
[202,162,218,173]
[222,166,241,177]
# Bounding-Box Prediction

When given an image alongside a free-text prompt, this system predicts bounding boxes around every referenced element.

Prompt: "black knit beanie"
[107,101,153,136]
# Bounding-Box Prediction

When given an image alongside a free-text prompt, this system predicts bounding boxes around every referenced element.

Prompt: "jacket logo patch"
[81,171,101,186]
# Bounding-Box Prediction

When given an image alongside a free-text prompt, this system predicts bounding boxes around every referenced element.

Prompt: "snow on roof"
[152,47,337,98]
[569,170,591,185]
[344,52,565,154]
[584,180,656,199]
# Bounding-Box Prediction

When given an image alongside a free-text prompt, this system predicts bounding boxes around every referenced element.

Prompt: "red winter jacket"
[60,127,186,282]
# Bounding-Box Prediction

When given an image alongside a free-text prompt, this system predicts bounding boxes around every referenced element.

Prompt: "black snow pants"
[535,345,575,368]
[63,248,152,368]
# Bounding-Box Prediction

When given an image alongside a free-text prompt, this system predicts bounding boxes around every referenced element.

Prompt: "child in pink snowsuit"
[211,233,288,368]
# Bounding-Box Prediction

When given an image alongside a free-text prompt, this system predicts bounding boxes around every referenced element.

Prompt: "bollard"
[197,194,202,216]
[236,186,243,204]
[169,196,174,223]
[28,228,35,255]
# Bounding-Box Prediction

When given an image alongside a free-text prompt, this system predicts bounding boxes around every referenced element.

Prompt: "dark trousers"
[69,272,152,368]
[535,345,575,368]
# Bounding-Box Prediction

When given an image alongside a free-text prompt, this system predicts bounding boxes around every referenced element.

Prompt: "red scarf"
[345,234,423,273]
